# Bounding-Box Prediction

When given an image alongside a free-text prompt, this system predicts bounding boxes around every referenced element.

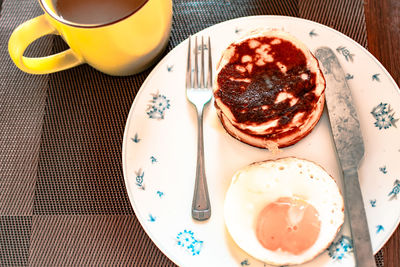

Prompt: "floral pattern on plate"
[388,180,400,200]
[371,103,398,129]
[147,92,171,119]
[135,169,145,190]
[177,230,203,256]
[328,236,353,261]
[336,46,354,62]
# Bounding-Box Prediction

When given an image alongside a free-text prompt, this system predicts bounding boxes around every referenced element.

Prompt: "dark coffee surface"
[55,0,148,24]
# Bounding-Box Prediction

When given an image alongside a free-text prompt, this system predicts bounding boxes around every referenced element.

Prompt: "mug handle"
[8,14,84,74]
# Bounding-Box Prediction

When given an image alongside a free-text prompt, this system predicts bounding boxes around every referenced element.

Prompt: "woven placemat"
[0,0,383,266]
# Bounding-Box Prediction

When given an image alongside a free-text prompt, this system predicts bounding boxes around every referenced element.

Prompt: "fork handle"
[192,107,211,221]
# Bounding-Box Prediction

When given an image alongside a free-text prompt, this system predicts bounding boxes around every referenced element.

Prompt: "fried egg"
[224,157,344,266]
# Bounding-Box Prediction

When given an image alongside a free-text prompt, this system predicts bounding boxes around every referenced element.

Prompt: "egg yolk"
[255,197,321,255]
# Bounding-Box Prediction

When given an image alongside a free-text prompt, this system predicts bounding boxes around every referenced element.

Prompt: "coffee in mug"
[55,0,148,25]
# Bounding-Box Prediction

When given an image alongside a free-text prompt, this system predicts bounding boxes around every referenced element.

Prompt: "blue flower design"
[156,191,164,198]
[376,225,384,233]
[328,235,353,261]
[150,156,158,164]
[370,199,377,207]
[336,46,354,62]
[177,230,203,256]
[240,259,250,266]
[135,169,145,190]
[131,133,141,143]
[388,179,400,200]
[149,214,156,222]
[372,73,381,82]
[380,166,387,174]
[371,103,398,129]
[196,43,208,54]
[147,92,171,120]
[235,27,243,34]
[309,29,318,37]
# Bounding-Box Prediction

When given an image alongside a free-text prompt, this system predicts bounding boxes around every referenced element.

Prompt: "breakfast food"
[224,157,344,266]
[213,30,326,150]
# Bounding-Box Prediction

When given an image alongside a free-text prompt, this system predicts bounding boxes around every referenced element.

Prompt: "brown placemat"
[0,0,383,266]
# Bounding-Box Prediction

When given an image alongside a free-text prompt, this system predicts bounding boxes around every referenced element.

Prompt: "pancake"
[213,29,326,149]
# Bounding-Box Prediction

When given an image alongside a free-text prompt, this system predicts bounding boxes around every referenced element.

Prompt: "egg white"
[224,157,344,266]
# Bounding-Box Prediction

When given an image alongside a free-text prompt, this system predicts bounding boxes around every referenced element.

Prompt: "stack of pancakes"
[213,30,326,150]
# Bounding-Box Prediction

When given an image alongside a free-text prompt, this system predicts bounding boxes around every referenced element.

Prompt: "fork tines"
[186,36,212,89]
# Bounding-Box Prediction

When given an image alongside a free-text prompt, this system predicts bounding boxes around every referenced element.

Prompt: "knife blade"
[315,47,376,267]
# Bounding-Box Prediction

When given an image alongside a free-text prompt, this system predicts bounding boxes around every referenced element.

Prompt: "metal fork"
[186,36,213,221]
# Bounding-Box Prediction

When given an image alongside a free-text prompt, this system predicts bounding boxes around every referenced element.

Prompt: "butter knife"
[315,47,376,267]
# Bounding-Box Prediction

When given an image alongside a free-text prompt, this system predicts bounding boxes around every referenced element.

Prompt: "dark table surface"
[1,0,399,266]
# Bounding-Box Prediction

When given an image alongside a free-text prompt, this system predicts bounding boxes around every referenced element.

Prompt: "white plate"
[122,16,400,267]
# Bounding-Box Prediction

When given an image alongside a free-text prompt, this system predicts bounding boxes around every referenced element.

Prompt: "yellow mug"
[8,0,172,76]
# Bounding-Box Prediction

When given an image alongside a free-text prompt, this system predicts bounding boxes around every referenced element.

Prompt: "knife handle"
[343,168,376,267]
